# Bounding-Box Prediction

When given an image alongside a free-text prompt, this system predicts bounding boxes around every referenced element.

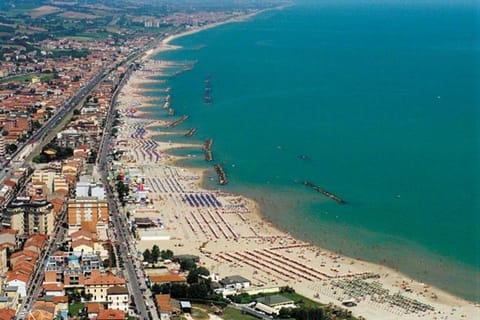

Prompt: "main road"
[0,67,110,184]
[16,209,68,320]
[97,64,159,320]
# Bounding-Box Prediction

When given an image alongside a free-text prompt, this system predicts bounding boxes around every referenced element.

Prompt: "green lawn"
[281,292,323,309]
[190,307,209,320]
[222,307,258,320]
[68,302,84,316]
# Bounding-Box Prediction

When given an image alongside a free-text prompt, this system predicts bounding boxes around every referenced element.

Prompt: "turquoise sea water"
[146,1,479,300]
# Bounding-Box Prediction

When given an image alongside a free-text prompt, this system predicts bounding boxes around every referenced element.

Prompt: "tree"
[278,307,293,319]
[88,150,97,164]
[179,259,196,272]
[187,266,210,284]
[143,249,152,263]
[32,120,41,130]
[160,249,174,260]
[170,283,188,299]
[151,245,160,264]
[187,283,209,299]
[6,144,17,154]
[73,109,81,115]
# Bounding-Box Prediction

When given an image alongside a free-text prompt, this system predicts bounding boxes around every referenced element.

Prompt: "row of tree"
[142,245,173,265]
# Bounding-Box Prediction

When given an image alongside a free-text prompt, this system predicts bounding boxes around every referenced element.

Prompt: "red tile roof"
[155,294,173,312]
[84,271,125,286]
[0,308,16,320]
[97,309,125,320]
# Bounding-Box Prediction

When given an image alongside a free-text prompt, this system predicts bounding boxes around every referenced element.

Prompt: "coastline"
[142,5,290,61]
[112,11,479,320]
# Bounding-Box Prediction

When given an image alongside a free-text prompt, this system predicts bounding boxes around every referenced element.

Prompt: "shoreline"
[112,12,479,320]
[142,5,290,61]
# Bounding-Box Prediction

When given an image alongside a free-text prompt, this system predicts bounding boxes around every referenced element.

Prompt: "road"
[97,64,159,320]
[16,209,68,320]
[0,67,110,184]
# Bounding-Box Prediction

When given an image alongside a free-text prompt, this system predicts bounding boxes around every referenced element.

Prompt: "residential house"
[97,309,125,320]
[106,285,129,312]
[155,294,180,319]
[84,270,126,302]
[86,302,104,319]
[0,308,15,320]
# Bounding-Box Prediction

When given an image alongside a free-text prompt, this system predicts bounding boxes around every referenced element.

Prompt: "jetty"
[214,164,228,185]
[204,138,213,161]
[167,115,189,128]
[163,94,171,108]
[303,181,346,204]
[185,128,197,137]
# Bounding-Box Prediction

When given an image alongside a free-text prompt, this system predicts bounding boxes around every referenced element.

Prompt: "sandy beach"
[110,14,479,320]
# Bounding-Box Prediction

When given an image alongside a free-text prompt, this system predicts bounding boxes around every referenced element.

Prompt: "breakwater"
[204,74,212,104]
[185,128,197,137]
[204,138,213,161]
[303,181,346,204]
[214,163,228,185]
[167,115,188,128]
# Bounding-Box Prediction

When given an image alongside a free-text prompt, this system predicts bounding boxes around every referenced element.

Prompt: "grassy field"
[222,307,258,320]
[189,307,209,320]
[0,73,55,84]
[281,292,324,309]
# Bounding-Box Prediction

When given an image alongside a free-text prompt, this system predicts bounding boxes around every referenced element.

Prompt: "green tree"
[160,249,174,260]
[278,307,293,319]
[143,249,152,263]
[6,144,17,154]
[170,283,188,299]
[179,259,197,272]
[151,245,160,264]
[32,120,41,130]
[187,266,210,284]
[187,283,209,299]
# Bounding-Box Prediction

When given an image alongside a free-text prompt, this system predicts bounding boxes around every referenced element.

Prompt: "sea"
[142,0,479,301]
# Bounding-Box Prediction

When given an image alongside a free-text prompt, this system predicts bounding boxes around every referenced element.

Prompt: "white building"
[107,286,129,312]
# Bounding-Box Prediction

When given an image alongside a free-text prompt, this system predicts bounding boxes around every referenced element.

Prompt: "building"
[75,181,106,200]
[4,202,55,236]
[0,229,18,250]
[31,170,69,195]
[6,273,28,297]
[254,295,296,315]
[42,283,64,297]
[149,274,186,286]
[97,309,125,320]
[0,135,5,158]
[67,197,108,233]
[84,271,126,302]
[155,294,180,320]
[219,275,251,290]
[0,308,15,320]
[86,302,104,319]
[0,248,7,275]
[106,285,129,312]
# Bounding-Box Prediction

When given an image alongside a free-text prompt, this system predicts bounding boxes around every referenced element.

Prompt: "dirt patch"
[59,11,98,19]
[30,6,62,18]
